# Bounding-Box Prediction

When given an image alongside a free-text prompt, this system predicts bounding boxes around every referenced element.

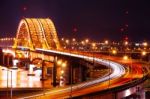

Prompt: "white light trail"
[19,48,126,98]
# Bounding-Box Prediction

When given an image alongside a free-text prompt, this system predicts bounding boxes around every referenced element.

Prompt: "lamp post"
[57,60,67,87]
[141,51,147,77]
[123,54,132,79]
[112,49,117,55]
[123,55,130,74]
[10,70,12,99]
[7,68,9,99]
[6,69,13,99]
[6,54,10,99]
[52,56,57,87]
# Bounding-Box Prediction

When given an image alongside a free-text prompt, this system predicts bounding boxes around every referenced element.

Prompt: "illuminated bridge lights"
[13,18,61,50]
[20,48,126,98]
[36,48,125,88]
[0,18,140,98]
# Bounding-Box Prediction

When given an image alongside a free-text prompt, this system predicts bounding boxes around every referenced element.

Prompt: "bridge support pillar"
[79,64,85,82]
[40,60,47,80]
[68,60,74,85]
[6,55,12,67]
[78,63,87,82]
[2,53,13,67]
[52,56,57,87]
[67,59,88,84]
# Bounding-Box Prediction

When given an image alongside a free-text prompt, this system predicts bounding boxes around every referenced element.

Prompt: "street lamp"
[141,51,147,77]
[4,69,13,99]
[143,42,148,47]
[81,41,85,45]
[57,60,67,87]
[123,55,133,79]
[62,62,67,68]
[61,38,64,41]
[124,41,128,46]
[10,70,12,99]
[66,39,69,44]
[57,60,62,65]
[105,40,109,45]
[123,55,128,60]
[72,38,76,42]
[85,39,89,43]
[61,70,64,74]
[141,51,147,56]
[112,49,117,55]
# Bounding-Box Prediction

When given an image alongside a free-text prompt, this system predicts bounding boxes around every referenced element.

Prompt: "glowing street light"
[62,62,67,68]
[105,40,109,45]
[81,41,85,45]
[61,70,64,74]
[85,39,89,43]
[112,50,117,55]
[123,55,128,60]
[143,42,148,47]
[65,39,69,44]
[57,60,62,65]
[61,38,64,41]
[141,51,147,56]
[72,38,76,42]
[124,41,128,45]
[92,43,96,47]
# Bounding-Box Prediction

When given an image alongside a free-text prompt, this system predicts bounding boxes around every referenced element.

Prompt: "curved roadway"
[20,49,126,99]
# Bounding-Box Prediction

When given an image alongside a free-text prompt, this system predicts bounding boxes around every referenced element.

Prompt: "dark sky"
[0,0,150,42]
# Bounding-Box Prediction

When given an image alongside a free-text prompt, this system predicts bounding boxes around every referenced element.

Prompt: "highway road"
[18,48,143,99]
[2,48,146,98]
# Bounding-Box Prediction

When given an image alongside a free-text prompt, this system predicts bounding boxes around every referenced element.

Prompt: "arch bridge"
[13,18,61,50]
[0,18,147,99]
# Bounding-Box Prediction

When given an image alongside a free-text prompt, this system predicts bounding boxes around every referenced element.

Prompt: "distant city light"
[143,42,148,47]
[105,40,108,44]
[72,38,76,42]
[61,38,64,41]
[124,41,128,45]
[65,39,69,44]
[81,41,85,45]
[92,43,96,47]
[85,39,89,43]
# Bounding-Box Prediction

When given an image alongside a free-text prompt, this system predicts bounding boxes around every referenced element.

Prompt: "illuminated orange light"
[62,62,67,67]
[142,51,147,56]
[72,38,76,42]
[105,40,108,44]
[61,70,64,74]
[92,43,96,47]
[57,60,62,65]
[123,55,128,60]
[112,50,117,54]
[143,42,148,47]
[125,41,128,45]
[85,39,89,43]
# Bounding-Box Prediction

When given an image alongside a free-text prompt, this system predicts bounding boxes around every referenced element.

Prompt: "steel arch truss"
[14,18,61,50]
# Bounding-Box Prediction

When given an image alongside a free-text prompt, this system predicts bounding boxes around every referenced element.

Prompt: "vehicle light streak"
[19,48,126,98]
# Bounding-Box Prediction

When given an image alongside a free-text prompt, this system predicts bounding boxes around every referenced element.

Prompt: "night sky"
[0,0,150,42]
